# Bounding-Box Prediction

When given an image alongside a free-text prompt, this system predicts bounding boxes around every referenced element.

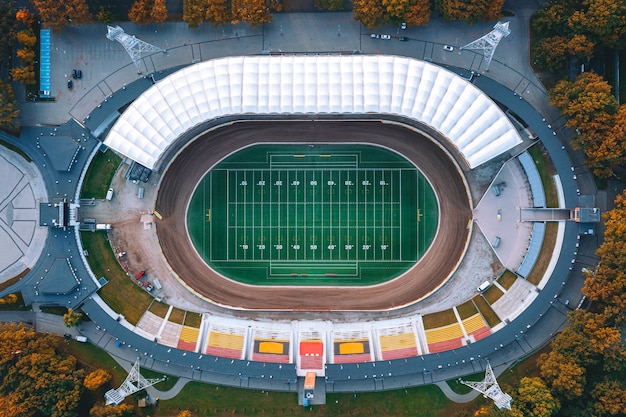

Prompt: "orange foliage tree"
[31,0,92,32]
[353,0,386,28]
[435,0,505,23]
[128,0,153,25]
[151,0,169,24]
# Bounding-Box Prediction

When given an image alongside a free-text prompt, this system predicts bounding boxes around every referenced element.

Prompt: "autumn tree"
[0,81,19,131]
[129,0,153,25]
[63,307,83,327]
[206,0,230,27]
[584,190,626,322]
[84,369,112,390]
[0,323,85,417]
[568,0,626,47]
[177,410,193,417]
[31,0,92,32]
[151,0,169,25]
[16,29,36,48]
[549,72,626,177]
[435,0,505,23]
[353,0,386,28]
[382,0,410,20]
[10,66,36,84]
[513,377,560,417]
[231,0,272,27]
[184,0,207,28]
[89,402,135,417]
[16,9,35,26]
[404,0,431,26]
[531,36,569,72]
[591,379,626,416]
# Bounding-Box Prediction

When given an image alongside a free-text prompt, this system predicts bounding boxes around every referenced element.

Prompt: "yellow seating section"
[425,323,464,344]
[208,331,244,350]
[258,340,287,354]
[337,341,366,355]
[380,333,416,351]
[462,314,488,334]
[179,326,199,343]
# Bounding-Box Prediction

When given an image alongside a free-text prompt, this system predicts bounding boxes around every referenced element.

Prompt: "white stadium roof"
[104,55,521,169]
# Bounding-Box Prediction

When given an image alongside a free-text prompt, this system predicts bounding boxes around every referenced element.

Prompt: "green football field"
[187,144,438,286]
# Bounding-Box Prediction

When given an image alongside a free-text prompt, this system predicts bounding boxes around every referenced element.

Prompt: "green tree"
[96,7,114,24]
[0,81,19,130]
[63,308,83,327]
[315,0,344,11]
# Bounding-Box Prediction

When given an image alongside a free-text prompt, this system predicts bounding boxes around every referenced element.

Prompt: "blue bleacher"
[39,29,51,97]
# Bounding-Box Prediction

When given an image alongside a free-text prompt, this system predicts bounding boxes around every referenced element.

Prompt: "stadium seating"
[177,326,199,351]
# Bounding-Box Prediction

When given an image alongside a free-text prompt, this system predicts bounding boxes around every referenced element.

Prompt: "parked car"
[381,34,391,40]
[72,69,82,79]
[370,33,380,38]
[443,45,454,52]
[401,22,407,30]
[398,37,408,41]
[67,79,73,89]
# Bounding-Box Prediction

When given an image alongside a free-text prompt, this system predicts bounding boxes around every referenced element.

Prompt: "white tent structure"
[104,55,522,170]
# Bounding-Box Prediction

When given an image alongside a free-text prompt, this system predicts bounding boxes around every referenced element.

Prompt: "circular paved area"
[0,149,48,284]
[156,120,473,310]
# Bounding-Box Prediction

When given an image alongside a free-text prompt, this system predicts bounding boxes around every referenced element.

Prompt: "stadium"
[93,54,559,396]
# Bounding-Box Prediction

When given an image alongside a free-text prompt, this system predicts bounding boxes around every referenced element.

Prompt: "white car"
[381,34,391,40]
[401,22,407,30]
[443,45,454,52]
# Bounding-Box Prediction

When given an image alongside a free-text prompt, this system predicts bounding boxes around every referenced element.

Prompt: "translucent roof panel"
[104,55,522,170]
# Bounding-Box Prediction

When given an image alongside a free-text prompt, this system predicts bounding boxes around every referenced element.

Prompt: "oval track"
[155,120,472,310]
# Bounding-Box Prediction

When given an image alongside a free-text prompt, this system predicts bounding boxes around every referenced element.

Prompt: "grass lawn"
[148,300,170,318]
[0,139,32,162]
[147,382,454,417]
[0,291,31,311]
[168,307,185,324]
[472,296,501,328]
[422,309,458,329]
[184,312,202,328]
[497,270,517,290]
[527,144,557,208]
[81,231,152,325]
[482,285,504,305]
[526,222,558,286]
[81,149,122,199]
[456,300,479,320]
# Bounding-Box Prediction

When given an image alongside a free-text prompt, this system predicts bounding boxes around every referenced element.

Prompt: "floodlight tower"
[106,25,165,74]
[459,362,512,410]
[460,21,510,71]
[104,358,166,405]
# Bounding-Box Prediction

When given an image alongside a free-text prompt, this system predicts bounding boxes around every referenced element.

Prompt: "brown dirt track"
[155,120,472,310]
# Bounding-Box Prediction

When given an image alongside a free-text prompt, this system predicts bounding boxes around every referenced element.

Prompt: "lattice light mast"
[104,358,166,405]
[106,25,165,74]
[459,362,512,410]
[460,21,510,71]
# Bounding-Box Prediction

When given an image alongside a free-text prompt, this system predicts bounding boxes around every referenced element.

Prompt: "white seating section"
[105,55,522,170]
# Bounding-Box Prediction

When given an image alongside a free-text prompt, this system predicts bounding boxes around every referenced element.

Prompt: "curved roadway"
[155,120,472,310]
